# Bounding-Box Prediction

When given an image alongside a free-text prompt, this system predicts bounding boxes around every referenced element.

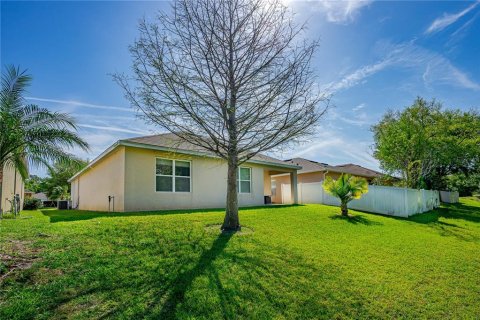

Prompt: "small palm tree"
[323,174,369,217]
[0,66,89,211]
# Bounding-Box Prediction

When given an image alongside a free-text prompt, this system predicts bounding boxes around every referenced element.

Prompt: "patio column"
[290,171,298,204]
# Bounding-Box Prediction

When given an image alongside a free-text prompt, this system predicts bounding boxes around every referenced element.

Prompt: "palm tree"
[323,174,369,217]
[0,65,89,212]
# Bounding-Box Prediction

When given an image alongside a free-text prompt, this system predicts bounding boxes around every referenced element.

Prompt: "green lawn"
[1,198,480,319]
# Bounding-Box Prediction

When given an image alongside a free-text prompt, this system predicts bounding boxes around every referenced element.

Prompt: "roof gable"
[284,157,382,178]
[69,134,299,182]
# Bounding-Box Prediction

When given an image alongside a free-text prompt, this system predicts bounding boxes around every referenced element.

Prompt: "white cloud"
[321,58,392,94]
[298,0,372,24]
[327,0,372,23]
[322,41,480,94]
[287,131,380,170]
[325,107,373,127]
[352,103,365,111]
[78,123,150,135]
[420,53,480,91]
[425,1,480,34]
[26,97,134,112]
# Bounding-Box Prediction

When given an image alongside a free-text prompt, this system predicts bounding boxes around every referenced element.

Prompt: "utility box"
[57,200,70,210]
[264,195,272,204]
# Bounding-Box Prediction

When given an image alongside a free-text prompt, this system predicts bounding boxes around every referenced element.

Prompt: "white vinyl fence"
[293,182,440,217]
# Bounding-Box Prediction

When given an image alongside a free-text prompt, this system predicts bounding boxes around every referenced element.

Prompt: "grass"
[1,198,479,319]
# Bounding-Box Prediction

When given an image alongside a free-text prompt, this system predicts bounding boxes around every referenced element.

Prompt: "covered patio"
[263,169,298,204]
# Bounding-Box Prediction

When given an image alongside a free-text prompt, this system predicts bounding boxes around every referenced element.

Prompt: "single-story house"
[69,134,301,212]
[31,192,49,202]
[271,157,383,204]
[0,163,25,213]
[24,190,34,198]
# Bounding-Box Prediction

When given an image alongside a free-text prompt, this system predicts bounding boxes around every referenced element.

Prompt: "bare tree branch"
[113,0,328,230]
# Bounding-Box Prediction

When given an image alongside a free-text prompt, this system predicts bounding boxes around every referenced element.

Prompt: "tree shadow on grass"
[328,214,383,226]
[9,227,373,319]
[156,231,234,319]
[40,204,303,223]
[405,203,480,242]
[408,203,480,225]
[37,230,235,319]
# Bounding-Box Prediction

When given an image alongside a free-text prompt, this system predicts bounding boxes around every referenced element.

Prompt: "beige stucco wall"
[123,147,271,211]
[71,146,125,212]
[271,172,330,204]
[1,163,24,213]
[298,172,326,183]
[263,171,272,196]
[271,174,290,204]
[271,171,375,204]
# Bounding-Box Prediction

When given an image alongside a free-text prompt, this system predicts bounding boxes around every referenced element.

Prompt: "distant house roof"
[284,157,383,179]
[32,192,49,202]
[69,133,300,182]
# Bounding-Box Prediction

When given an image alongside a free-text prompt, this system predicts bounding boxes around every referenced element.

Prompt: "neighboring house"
[271,157,383,204]
[26,191,52,206]
[69,134,300,212]
[0,163,25,213]
[32,192,49,203]
[24,190,34,198]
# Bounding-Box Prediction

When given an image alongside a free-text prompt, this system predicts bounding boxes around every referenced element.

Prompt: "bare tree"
[114,0,327,231]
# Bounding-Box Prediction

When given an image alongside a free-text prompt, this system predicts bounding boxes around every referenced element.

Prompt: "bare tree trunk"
[222,154,240,231]
[116,0,327,230]
[340,201,348,217]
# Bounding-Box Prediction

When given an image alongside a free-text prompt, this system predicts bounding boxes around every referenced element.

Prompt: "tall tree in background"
[44,160,88,199]
[372,97,480,190]
[0,66,89,211]
[24,175,46,193]
[115,0,327,231]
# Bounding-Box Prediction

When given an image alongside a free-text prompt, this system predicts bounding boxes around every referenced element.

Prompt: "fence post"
[404,188,408,217]
[320,182,324,204]
[371,185,376,213]
[422,189,426,212]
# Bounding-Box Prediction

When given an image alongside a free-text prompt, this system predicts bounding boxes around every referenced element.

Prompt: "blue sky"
[2,1,480,176]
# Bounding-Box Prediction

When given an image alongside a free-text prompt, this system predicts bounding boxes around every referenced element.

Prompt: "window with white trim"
[156,158,191,192]
[238,167,251,193]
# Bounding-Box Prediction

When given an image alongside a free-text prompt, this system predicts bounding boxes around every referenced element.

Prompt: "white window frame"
[155,157,192,193]
[238,167,252,194]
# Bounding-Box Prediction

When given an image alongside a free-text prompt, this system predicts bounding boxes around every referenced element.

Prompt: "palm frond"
[323,174,369,202]
[0,66,90,176]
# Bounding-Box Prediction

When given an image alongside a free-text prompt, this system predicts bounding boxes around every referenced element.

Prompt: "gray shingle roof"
[123,133,296,169]
[284,157,382,178]
[330,163,383,178]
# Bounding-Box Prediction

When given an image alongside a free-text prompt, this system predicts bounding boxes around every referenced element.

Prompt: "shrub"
[23,197,43,210]
[323,174,369,217]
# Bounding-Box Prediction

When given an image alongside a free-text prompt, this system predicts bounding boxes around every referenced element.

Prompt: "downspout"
[13,169,16,194]
[13,169,17,213]
[77,178,80,209]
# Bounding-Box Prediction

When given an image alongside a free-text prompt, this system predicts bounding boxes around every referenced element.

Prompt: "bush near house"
[22,197,43,210]
[1,199,479,319]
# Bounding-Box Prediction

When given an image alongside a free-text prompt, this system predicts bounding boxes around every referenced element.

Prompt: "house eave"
[120,140,301,170]
[68,139,300,182]
[67,141,120,182]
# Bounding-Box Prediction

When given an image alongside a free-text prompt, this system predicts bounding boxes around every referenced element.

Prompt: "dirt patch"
[0,240,41,282]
